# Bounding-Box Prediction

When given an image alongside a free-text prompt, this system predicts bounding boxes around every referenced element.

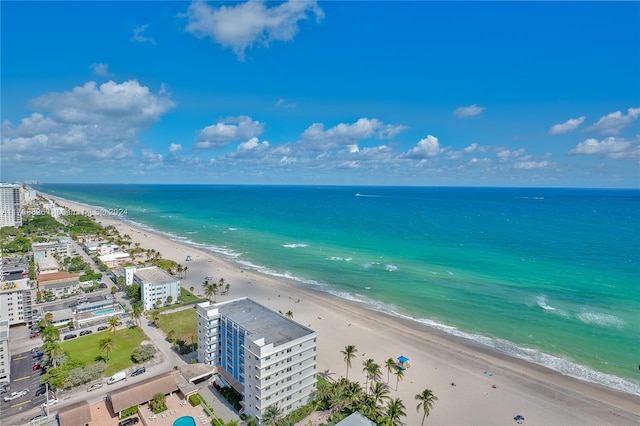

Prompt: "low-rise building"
[32,239,72,262]
[36,256,60,274]
[133,266,180,311]
[197,298,317,421]
[38,271,80,298]
[98,252,132,268]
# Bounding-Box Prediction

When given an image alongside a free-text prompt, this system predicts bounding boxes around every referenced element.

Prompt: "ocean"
[34,184,640,395]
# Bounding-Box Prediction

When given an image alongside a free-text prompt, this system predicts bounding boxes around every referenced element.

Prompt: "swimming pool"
[92,308,117,316]
[173,416,196,426]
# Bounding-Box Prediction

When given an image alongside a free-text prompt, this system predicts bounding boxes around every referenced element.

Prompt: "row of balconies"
[252,356,316,388]
[250,378,316,413]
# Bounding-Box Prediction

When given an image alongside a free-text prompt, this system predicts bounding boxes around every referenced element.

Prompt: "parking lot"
[1,350,52,420]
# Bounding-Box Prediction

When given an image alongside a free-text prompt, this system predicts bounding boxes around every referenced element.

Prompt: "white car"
[87,383,103,392]
[4,389,28,402]
[41,398,59,408]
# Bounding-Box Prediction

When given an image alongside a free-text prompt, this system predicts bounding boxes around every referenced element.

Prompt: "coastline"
[45,193,640,425]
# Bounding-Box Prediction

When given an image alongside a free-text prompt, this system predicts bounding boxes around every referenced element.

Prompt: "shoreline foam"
[42,191,640,425]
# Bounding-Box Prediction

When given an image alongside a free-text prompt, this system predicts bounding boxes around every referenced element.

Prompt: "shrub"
[132,344,156,363]
[189,393,201,406]
[120,405,139,419]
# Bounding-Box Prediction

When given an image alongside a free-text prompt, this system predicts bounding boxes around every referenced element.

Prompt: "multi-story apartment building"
[0,278,34,326]
[32,239,72,262]
[0,319,9,385]
[0,183,22,228]
[197,298,317,421]
[133,266,180,311]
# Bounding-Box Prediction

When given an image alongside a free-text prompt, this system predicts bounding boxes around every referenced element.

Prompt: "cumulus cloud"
[195,116,264,149]
[300,118,407,150]
[169,143,182,153]
[514,160,550,169]
[587,108,640,134]
[237,137,270,152]
[549,116,586,135]
[131,24,156,44]
[453,104,485,118]
[181,0,323,60]
[1,80,174,166]
[90,63,112,77]
[569,137,638,159]
[405,135,443,159]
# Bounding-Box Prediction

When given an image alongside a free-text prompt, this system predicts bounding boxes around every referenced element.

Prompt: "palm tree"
[285,310,293,319]
[363,358,375,393]
[44,312,53,325]
[218,277,226,294]
[415,389,438,426]
[183,266,188,278]
[341,345,358,379]
[368,361,382,390]
[385,358,397,384]
[261,404,283,426]
[394,367,405,391]
[107,316,120,344]
[42,325,60,344]
[386,398,407,426]
[370,381,390,415]
[204,281,216,302]
[225,282,230,295]
[99,337,115,360]
[131,302,143,326]
[344,380,364,410]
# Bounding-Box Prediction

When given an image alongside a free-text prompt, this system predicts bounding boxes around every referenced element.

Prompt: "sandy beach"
[49,195,640,425]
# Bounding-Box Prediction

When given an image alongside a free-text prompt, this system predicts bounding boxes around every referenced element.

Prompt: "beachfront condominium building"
[0,183,22,228]
[197,298,317,421]
[0,278,34,326]
[134,266,180,311]
[0,319,9,385]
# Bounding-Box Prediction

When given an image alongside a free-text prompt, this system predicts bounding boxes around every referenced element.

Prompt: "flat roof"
[216,298,314,347]
[134,266,177,285]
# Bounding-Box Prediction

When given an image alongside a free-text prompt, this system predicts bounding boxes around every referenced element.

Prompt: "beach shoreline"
[44,192,640,425]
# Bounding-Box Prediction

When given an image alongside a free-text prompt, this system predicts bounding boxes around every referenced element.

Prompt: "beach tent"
[186,255,192,261]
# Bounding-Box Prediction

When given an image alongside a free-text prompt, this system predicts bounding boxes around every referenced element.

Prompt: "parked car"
[35,386,46,396]
[4,389,28,402]
[41,398,59,408]
[29,332,41,339]
[79,330,92,336]
[87,383,103,392]
[99,283,107,289]
[30,414,48,424]
[97,326,108,332]
[63,334,77,341]
[119,417,140,426]
[131,367,146,377]
[33,364,41,371]
[32,351,43,359]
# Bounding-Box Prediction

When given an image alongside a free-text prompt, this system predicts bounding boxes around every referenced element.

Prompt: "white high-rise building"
[197,298,317,421]
[0,183,22,228]
[0,319,10,386]
[0,278,34,326]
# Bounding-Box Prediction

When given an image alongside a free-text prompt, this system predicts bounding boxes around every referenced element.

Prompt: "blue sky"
[2,1,639,187]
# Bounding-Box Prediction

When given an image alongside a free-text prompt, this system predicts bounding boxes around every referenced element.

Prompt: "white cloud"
[1,80,173,166]
[569,137,638,159]
[169,143,182,154]
[237,137,270,152]
[131,24,156,44]
[587,108,640,134]
[549,116,586,135]
[195,116,264,149]
[405,135,443,159]
[496,148,526,161]
[276,98,296,108]
[514,160,550,169]
[181,0,323,60]
[90,63,112,77]
[453,104,485,118]
[300,118,407,150]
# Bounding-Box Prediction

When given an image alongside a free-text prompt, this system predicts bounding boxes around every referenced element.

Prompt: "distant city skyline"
[2,1,639,188]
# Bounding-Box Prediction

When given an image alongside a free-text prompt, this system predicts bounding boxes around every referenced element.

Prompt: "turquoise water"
[92,308,117,316]
[35,184,640,394]
[173,416,196,426]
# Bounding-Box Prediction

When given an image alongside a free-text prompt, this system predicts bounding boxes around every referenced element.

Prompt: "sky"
[1,1,639,188]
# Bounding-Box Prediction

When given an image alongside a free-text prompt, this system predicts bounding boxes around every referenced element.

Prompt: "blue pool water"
[92,308,116,316]
[173,416,196,426]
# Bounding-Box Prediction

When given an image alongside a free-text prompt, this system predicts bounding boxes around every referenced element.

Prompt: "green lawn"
[156,308,197,345]
[60,326,146,376]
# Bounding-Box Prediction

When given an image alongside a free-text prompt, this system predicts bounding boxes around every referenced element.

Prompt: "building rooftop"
[134,266,177,285]
[0,278,30,293]
[215,298,314,347]
[37,256,59,270]
[38,271,80,283]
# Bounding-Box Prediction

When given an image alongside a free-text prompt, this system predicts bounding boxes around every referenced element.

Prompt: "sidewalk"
[196,382,240,424]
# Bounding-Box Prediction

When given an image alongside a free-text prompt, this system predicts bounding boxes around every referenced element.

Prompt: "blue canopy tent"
[397,355,410,370]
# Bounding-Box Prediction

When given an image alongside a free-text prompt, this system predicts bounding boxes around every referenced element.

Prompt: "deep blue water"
[35,184,640,394]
